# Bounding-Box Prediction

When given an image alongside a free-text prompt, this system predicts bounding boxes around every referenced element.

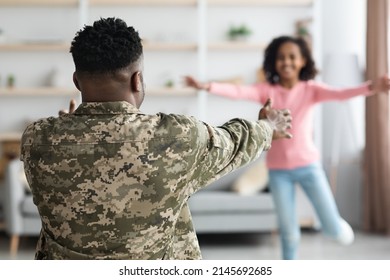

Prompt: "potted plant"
[0,28,5,44]
[227,24,252,41]
[7,74,15,88]
[165,79,174,88]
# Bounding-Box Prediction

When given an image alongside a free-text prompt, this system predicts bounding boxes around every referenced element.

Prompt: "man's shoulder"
[22,116,56,141]
[156,113,201,131]
[157,112,196,123]
[154,113,209,144]
[29,116,57,127]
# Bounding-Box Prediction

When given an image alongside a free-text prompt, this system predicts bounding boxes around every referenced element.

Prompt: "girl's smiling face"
[275,42,306,83]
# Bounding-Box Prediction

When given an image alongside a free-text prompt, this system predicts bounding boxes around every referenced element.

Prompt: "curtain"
[364,0,390,234]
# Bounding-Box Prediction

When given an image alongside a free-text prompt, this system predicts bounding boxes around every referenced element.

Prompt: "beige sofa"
[2,159,40,255]
[188,158,278,233]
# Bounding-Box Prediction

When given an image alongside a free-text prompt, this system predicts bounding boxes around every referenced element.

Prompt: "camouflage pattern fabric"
[20,101,272,260]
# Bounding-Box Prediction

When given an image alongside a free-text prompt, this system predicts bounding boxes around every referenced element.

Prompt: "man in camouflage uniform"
[20,18,292,259]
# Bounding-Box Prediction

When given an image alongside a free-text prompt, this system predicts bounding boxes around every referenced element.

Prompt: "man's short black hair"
[70,17,143,74]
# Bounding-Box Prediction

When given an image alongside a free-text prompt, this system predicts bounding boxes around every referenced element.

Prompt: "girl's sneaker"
[336,218,354,245]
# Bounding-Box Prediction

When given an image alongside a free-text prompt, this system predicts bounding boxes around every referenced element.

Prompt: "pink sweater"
[209,80,373,170]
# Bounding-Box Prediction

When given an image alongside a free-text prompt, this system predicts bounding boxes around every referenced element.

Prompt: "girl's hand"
[369,75,390,93]
[259,98,292,140]
[184,76,210,91]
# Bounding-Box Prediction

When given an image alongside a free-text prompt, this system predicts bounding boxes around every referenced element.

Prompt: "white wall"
[319,0,367,228]
[0,4,312,132]
[205,5,312,125]
[0,2,368,228]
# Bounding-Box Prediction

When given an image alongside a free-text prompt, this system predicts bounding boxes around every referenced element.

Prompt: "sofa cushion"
[189,192,274,213]
[192,212,277,233]
[203,169,241,191]
[203,157,265,192]
[231,159,269,195]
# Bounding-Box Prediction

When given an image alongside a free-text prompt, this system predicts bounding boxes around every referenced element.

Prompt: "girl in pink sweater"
[185,35,390,260]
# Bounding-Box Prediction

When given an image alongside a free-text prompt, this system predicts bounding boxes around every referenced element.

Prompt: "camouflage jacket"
[20,101,272,260]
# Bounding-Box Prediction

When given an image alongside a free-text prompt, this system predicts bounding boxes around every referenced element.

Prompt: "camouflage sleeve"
[20,123,35,163]
[186,117,273,194]
[20,122,38,191]
[20,118,47,163]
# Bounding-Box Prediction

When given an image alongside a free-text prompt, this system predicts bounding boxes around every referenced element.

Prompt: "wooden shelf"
[0,87,196,97]
[209,42,266,51]
[208,0,313,6]
[0,0,312,6]
[0,42,274,52]
[0,42,197,52]
[0,87,79,96]
[0,43,70,52]
[90,0,197,6]
[148,87,197,96]
[143,42,197,51]
[0,0,78,6]
[0,132,22,141]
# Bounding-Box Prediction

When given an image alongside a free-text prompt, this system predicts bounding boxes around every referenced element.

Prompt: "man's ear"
[131,71,142,93]
[73,72,81,91]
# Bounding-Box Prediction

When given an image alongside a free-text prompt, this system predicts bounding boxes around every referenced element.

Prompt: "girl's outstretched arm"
[312,75,390,103]
[184,75,267,103]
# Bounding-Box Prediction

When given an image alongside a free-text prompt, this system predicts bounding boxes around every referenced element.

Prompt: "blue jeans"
[269,162,343,260]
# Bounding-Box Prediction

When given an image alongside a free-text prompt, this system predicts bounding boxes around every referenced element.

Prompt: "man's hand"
[259,98,292,140]
[59,99,77,116]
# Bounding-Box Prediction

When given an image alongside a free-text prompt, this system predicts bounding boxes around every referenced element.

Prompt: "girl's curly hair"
[263,36,318,84]
[70,17,143,74]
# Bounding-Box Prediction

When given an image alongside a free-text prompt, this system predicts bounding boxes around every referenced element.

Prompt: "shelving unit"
[208,42,266,51]
[89,0,197,6]
[0,0,319,230]
[143,42,197,52]
[0,0,317,121]
[148,87,197,96]
[0,87,78,96]
[0,132,22,142]
[0,43,70,52]
[0,0,78,6]
[0,87,196,97]
[0,42,199,52]
[87,0,313,6]
[0,42,269,52]
[208,0,312,6]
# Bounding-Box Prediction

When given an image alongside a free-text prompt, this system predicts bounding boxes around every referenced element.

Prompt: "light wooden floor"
[0,229,389,260]
[198,230,390,260]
